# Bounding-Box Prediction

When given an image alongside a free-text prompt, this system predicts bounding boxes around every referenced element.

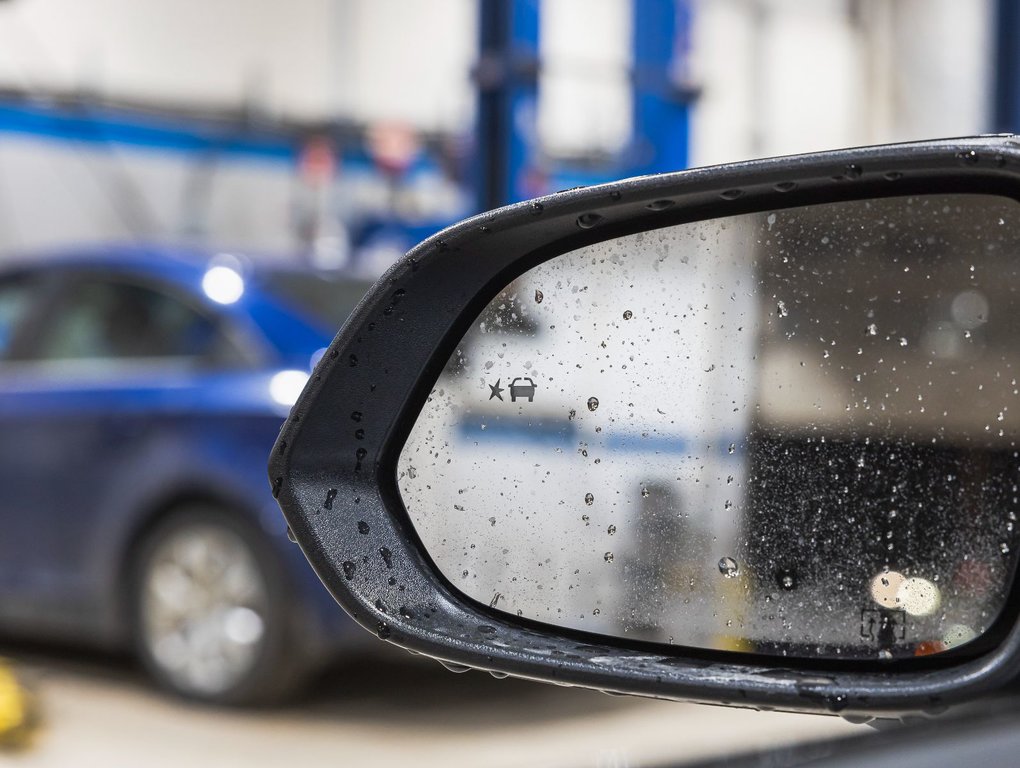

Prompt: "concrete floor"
[2,642,864,768]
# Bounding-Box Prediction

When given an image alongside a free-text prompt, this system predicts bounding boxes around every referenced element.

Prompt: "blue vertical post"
[476,0,693,206]
[995,0,1020,132]
[629,0,691,175]
[475,0,540,210]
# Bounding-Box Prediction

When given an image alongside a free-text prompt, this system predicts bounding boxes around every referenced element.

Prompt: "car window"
[28,277,244,366]
[258,271,373,333]
[0,276,39,360]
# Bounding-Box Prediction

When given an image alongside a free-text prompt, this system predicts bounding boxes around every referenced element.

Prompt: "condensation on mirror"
[398,194,1020,661]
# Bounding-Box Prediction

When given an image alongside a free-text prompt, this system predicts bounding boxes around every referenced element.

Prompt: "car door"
[0,269,248,632]
[0,271,61,600]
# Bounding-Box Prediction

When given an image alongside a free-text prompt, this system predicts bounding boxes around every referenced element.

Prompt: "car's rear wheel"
[130,505,308,705]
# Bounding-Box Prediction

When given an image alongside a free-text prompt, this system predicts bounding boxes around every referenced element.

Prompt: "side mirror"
[271,138,1020,719]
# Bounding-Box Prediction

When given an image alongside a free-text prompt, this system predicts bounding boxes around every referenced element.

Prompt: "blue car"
[0,244,372,704]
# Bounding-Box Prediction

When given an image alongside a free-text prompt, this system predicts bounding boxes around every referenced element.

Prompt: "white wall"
[0,0,478,131]
[689,0,994,166]
[539,0,632,157]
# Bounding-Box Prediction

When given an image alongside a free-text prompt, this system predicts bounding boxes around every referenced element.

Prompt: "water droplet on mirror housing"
[718,557,739,578]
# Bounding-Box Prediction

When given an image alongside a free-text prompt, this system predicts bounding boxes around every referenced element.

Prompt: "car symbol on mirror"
[509,377,537,402]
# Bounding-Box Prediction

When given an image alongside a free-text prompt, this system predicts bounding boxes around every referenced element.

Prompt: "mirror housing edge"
[270,136,1020,719]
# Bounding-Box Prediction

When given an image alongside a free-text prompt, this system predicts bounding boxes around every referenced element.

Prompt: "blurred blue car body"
[0,244,371,702]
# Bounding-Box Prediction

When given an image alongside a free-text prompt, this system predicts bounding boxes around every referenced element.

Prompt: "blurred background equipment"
[0,658,38,752]
[0,0,999,266]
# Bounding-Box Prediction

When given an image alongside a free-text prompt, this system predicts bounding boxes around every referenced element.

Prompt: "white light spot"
[202,265,245,304]
[870,570,904,608]
[223,607,265,645]
[270,370,309,407]
[897,576,941,617]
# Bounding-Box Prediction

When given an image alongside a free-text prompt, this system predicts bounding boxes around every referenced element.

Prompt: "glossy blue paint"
[0,244,364,654]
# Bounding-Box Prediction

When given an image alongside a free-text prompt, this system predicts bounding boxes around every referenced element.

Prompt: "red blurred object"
[298,135,337,184]
[367,121,420,176]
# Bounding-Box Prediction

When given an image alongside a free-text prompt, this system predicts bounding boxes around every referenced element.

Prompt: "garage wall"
[0,0,478,130]
[690,0,994,166]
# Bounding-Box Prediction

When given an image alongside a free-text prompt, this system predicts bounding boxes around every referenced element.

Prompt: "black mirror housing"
[270,136,1020,719]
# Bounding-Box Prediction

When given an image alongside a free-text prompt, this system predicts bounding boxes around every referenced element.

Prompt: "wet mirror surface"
[398,194,1020,660]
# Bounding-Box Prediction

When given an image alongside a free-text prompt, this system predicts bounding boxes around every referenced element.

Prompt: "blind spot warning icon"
[509,377,537,402]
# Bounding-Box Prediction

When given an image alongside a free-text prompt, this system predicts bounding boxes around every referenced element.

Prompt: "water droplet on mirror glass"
[866,323,877,336]
[607,524,616,535]
[718,557,739,578]
[584,492,594,506]
[641,487,650,498]
[534,289,544,303]
[587,397,599,412]
[604,552,614,563]
[777,301,788,317]
[622,309,633,320]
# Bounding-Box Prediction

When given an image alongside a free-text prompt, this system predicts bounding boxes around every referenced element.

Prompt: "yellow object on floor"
[0,660,37,751]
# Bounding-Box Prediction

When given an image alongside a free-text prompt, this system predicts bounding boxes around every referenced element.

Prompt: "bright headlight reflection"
[202,265,245,304]
[897,577,941,617]
[870,570,942,617]
[269,370,309,407]
[869,570,905,608]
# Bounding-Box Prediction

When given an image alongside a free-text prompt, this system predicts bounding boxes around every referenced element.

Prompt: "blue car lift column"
[995,0,1020,132]
[475,0,540,210]
[475,0,696,210]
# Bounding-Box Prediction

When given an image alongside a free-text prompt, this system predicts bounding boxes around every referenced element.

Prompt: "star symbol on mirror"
[488,379,504,401]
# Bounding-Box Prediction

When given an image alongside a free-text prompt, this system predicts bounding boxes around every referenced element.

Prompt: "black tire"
[129,504,311,706]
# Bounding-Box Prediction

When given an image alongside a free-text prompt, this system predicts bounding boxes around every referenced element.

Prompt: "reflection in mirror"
[398,194,1020,660]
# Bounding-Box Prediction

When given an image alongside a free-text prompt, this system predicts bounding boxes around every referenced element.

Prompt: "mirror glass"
[398,194,1020,660]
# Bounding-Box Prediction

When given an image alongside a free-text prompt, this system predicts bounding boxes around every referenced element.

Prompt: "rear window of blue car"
[0,275,39,359]
[29,277,247,366]
[241,271,372,362]
[258,272,372,335]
